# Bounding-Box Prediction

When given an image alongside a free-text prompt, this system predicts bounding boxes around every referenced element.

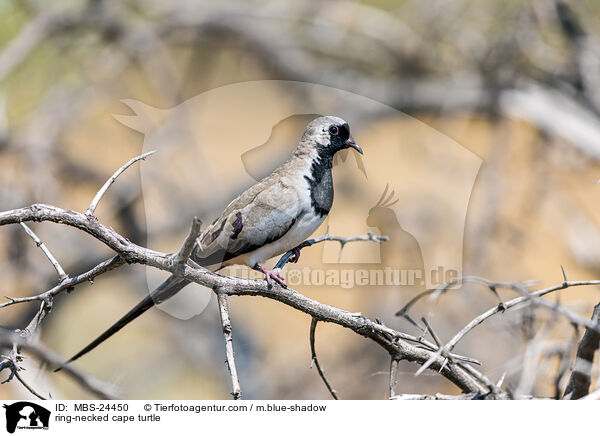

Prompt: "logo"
[3,402,50,433]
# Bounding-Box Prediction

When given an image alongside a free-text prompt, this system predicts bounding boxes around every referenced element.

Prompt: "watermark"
[115,80,481,319]
[226,265,458,289]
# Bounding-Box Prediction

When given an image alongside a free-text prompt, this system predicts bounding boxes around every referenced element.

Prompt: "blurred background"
[1,0,600,400]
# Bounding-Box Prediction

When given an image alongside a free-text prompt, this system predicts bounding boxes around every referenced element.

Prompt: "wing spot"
[231,212,243,240]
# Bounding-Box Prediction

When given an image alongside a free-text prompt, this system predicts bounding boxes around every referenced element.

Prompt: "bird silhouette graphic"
[367,184,425,289]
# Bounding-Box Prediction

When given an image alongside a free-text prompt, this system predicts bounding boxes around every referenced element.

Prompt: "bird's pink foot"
[254,264,287,287]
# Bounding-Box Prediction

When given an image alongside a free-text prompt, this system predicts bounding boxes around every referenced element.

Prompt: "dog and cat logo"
[3,402,50,433]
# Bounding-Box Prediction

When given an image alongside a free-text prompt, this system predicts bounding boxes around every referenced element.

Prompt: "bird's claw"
[254,265,287,288]
[289,247,301,263]
[265,270,287,288]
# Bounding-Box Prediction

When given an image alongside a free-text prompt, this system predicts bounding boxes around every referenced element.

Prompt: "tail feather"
[55,275,189,372]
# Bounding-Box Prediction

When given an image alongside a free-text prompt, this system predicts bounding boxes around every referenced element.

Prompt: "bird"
[56,116,363,370]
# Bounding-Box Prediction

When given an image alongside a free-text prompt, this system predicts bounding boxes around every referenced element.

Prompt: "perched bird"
[57,116,363,369]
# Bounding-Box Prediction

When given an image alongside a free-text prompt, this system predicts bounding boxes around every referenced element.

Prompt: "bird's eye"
[328,126,339,135]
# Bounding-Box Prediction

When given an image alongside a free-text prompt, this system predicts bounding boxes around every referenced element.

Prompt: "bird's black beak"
[345,137,363,154]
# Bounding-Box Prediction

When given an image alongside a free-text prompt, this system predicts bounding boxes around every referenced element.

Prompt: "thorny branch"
[1,149,599,399]
[404,276,600,379]
[0,201,482,396]
[274,232,388,270]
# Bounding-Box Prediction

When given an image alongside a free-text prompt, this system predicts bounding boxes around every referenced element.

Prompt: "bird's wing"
[192,177,302,266]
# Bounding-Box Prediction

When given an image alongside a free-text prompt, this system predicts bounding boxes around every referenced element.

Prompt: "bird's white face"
[303,116,363,156]
[308,116,348,147]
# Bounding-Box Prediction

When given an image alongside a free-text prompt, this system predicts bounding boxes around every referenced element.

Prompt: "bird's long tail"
[54,275,190,372]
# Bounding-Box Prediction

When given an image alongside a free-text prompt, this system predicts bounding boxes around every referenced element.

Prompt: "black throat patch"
[305,146,334,217]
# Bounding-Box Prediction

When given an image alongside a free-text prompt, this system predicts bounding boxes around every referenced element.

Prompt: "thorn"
[439,357,448,373]
[560,265,568,282]
[496,372,506,388]
[416,347,445,377]
[337,242,346,263]
[489,284,501,302]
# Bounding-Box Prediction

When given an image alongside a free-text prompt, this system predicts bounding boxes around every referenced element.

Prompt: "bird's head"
[299,116,363,157]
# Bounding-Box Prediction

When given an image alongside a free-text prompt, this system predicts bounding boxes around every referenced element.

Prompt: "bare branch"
[13,370,47,401]
[421,317,442,348]
[309,318,338,400]
[86,151,156,216]
[0,255,124,309]
[172,217,202,267]
[0,333,119,399]
[391,393,484,400]
[394,275,533,318]
[0,203,488,393]
[20,222,68,281]
[563,302,600,399]
[275,232,388,270]
[216,292,242,400]
[441,278,600,353]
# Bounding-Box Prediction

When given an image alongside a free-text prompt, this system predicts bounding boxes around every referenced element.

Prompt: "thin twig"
[86,151,155,216]
[309,318,338,400]
[173,217,202,267]
[275,232,388,270]
[389,357,399,399]
[0,333,119,399]
[413,277,600,379]
[20,222,67,281]
[216,292,241,400]
[445,279,600,353]
[391,393,484,400]
[421,317,442,348]
[13,370,47,400]
[396,276,536,318]
[1,346,47,400]
[0,255,124,309]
